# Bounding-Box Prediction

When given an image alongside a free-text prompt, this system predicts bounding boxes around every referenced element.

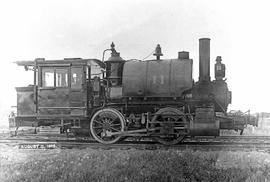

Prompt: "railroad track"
[2,134,270,142]
[1,140,270,152]
[1,134,270,152]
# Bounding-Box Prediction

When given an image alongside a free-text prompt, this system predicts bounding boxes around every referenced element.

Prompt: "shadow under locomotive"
[10,38,258,145]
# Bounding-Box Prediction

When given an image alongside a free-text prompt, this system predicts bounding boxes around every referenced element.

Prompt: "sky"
[0,0,270,125]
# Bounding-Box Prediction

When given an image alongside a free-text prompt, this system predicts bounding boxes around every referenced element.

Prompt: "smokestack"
[199,38,211,82]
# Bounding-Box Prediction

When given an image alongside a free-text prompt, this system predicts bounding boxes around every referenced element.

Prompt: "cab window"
[56,68,68,87]
[41,67,69,87]
[42,68,54,87]
[71,67,82,89]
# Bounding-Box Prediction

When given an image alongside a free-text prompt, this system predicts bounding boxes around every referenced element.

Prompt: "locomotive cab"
[14,58,105,128]
[37,59,87,117]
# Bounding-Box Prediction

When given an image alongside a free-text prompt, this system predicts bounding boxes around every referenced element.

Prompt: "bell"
[153,44,163,60]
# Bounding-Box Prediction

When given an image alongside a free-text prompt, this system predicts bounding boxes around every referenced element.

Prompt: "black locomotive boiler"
[12,38,258,144]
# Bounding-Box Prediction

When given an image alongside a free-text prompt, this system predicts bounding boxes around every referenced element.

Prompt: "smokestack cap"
[199,38,211,41]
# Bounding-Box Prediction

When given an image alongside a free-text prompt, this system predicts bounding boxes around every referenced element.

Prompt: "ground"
[0,144,270,182]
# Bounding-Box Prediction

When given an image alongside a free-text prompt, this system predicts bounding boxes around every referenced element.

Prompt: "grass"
[1,145,270,182]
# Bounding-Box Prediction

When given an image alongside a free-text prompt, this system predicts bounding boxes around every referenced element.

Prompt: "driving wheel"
[153,107,188,145]
[90,108,125,144]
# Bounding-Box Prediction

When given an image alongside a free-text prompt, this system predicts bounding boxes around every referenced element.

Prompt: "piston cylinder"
[190,107,219,136]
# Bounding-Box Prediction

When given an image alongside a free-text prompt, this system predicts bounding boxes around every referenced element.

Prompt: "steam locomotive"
[12,38,257,144]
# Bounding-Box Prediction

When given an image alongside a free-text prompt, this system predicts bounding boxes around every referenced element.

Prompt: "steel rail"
[1,140,270,152]
[2,135,270,142]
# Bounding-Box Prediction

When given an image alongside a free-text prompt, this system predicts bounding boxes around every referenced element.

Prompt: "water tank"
[122,59,193,97]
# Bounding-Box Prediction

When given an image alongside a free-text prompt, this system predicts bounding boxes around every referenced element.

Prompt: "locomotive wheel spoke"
[92,126,103,129]
[93,120,103,125]
[95,129,103,135]
[110,118,118,124]
[109,127,120,132]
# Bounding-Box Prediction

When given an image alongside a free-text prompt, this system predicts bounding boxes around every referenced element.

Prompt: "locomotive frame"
[11,38,258,145]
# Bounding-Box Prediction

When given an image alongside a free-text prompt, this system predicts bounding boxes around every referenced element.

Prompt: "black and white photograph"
[0,0,270,181]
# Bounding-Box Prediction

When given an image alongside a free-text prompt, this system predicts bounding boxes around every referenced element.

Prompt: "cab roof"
[15,58,105,68]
